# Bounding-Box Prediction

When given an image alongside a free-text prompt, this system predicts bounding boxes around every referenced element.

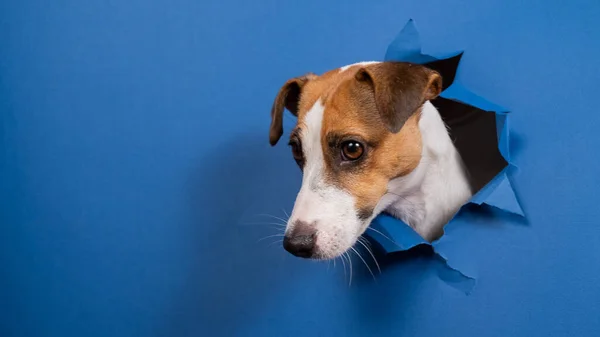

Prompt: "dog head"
[269,61,442,259]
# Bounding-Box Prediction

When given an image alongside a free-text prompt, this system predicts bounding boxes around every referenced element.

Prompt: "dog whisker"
[366,227,402,248]
[241,222,286,228]
[242,224,285,234]
[257,233,285,243]
[327,258,335,273]
[351,246,375,281]
[266,239,284,247]
[255,213,289,224]
[340,254,347,283]
[357,236,381,274]
[343,252,353,287]
[384,190,419,209]
[281,208,290,221]
[242,221,286,226]
[358,236,371,247]
[348,253,353,287]
[396,154,435,160]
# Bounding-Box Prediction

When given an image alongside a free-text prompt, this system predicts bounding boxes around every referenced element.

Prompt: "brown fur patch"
[321,86,423,214]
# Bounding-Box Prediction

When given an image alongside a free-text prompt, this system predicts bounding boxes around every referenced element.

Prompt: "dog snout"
[283,222,317,258]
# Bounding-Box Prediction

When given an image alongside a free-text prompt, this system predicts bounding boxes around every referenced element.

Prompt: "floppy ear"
[355,62,442,133]
[269,73,315,146]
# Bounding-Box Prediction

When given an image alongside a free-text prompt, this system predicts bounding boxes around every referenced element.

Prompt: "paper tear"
[479,174,524,216]
[366,19,525,291]
[369,214,476,294]
[434,254,477,294]
[384,19,436,64]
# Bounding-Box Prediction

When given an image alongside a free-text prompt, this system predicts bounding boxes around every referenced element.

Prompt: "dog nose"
[283,224,317,258]
[283,234,316,258]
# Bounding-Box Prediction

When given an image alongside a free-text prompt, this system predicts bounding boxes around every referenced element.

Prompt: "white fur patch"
[383,101,472,241]
[286,100,362,259]
[339,61,380,72]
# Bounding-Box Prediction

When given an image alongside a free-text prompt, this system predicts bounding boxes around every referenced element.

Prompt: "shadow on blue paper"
[366,19,525,293]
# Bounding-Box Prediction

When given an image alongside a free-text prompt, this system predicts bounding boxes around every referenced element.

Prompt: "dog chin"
[313,234,362,260]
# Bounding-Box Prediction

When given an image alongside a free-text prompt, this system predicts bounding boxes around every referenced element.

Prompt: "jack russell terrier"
[269,61,472,260]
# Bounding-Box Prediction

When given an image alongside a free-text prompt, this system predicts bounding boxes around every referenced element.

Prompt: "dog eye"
[289,140,304,166]
[341,141,364,161]
[290,142,302,159]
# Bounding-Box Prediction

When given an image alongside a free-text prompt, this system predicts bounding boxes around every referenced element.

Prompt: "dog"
[269,61,472,260]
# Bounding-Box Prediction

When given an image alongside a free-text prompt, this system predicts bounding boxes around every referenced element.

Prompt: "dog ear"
[269,73,315,146]
[355,62,442,133]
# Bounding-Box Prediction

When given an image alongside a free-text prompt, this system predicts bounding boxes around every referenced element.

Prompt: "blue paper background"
[1,0,599,336]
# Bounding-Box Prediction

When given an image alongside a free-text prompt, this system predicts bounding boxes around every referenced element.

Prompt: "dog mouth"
[282,196,375,260]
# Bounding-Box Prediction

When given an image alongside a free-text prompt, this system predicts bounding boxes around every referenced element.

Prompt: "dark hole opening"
[423,54,508,194]
[434,97,508,193]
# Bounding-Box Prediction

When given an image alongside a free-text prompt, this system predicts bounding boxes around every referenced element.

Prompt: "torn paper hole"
[366,19,524,293]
